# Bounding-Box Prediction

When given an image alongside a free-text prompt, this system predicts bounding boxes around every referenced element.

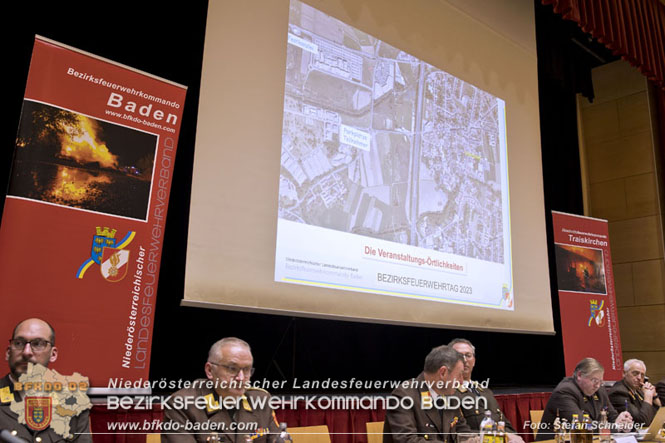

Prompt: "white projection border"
[274,0,513,310]
[184,0,555,334]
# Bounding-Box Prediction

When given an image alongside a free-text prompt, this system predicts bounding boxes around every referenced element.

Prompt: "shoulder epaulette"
[0,386,14,404]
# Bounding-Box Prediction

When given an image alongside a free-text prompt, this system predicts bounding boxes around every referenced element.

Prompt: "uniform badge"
[247,428,270,440]
[203,393,220,413]
[76,226,135,279]
[0,386,14,404]
[242,395,252,411]
[25,396,52,431]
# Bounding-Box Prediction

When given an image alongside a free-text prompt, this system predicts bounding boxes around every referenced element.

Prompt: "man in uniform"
[1,318,91,442]
[383,345,474,443]
[536,358,633,441]
[449,339,523,443]
[657,378,665,403]
[163,337,280,443]
[608,359,661,426]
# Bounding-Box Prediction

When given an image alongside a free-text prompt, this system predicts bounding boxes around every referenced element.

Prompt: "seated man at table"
[535,357,633,441]
[162,337,280,443]
[608,359,661,426]
[657,378,665,402]
[449,339,523,443]
[384,345,474,443]
[1,317,92,442]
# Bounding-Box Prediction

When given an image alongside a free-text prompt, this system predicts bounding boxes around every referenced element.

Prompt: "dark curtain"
[543,0,665,254]
[655,87,665,184]
[542,0,665,88]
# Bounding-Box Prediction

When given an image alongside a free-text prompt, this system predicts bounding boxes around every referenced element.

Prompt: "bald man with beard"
[1,318,91,442]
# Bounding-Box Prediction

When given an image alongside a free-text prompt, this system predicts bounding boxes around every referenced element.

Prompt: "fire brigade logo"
[25,396,52,431]
[588,299,605,327]
[101,248,130,282]
[76,226,135,280]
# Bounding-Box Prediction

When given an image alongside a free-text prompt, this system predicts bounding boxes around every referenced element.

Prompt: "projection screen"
[184,0,555,333]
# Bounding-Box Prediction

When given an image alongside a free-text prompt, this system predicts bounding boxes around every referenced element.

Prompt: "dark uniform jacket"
[608,379,657,426]
[453,384,516,433]
[383,373,472,443]
[535,377,618,441]
[162,379,279,443]
[656,379,665,404]
[0,375,91,443]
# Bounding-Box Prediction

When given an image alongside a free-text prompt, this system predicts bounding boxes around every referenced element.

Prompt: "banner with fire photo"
[551,211,622,380]
[0,37,187,385]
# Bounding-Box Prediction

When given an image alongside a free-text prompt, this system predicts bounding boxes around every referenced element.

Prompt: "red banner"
[0,37,186,385]
[551,211,622,379]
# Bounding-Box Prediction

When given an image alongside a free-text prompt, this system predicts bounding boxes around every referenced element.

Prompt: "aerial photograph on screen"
[278,0,508,264]
[9,100,157,220]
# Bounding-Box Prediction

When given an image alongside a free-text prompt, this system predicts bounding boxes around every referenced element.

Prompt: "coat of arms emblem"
[588,299,606,327]
[76,226,135,279]
[25,396,52,431]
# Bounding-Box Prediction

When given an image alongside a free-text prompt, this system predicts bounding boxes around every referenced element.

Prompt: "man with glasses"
[448,339,522,443]
[608,359,661,426]
[163,337,280,442]
[536,357,634,441]
[1,317,91,442]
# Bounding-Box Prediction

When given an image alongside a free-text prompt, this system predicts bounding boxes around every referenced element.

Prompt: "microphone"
[275,422,292,443]
[0,430,28,443]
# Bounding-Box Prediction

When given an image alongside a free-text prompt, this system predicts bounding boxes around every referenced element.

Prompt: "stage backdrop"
[0,37,187,386]
[552,211,622,379]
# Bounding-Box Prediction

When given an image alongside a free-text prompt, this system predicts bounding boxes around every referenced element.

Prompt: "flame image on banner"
[9,100,157,220]
[59,115,118,168]
[554,243,607,294]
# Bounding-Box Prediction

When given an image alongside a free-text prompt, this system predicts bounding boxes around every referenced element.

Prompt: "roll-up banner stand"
[551,211,623,380]
[0,37,187,387]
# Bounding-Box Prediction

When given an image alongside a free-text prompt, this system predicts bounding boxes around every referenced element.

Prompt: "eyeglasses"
[9,338,52,352]
[208,362,255,377]
[459,352,475,360]
[586,376,604,386]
